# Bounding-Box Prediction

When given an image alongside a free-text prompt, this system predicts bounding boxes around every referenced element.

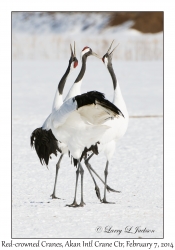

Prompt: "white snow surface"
[12,59,163,238]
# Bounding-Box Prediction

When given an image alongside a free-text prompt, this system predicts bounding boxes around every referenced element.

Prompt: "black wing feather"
[74,91,124,117]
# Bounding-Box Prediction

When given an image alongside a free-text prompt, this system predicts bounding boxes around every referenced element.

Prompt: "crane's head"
[102,40,119,67]
[69,42,78,69]
[81,46,100,59]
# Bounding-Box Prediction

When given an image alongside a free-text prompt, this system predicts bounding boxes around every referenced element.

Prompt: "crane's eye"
[102,57,105,63]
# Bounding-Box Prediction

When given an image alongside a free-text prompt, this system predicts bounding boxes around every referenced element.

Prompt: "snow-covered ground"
[12,59,163,238]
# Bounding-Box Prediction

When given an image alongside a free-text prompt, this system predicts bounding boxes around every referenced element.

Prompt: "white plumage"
[31,41,126,206]
[43,98,113,159]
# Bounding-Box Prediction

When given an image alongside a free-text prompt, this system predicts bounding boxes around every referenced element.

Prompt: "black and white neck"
[103,56,117,91]
[52,44,78,112]
[64,47,99,102]
[102,42,128,118]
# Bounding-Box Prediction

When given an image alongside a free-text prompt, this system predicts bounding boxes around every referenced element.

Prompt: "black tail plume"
[30,128,61,166]
[74,91,124,117]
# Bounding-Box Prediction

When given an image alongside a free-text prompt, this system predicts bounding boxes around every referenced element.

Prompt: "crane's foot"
[101,198,115,204]
[50,194,61,199]
[95,186,101,200]
[66,201,79,207]
[79,201,86,207]
[107,185,121,193]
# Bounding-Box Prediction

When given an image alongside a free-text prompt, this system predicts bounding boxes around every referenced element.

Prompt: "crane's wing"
[51,91,124,128]
[32,91,124,164]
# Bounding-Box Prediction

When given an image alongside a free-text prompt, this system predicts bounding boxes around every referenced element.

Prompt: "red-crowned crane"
[84,41,129,204]
[31,44,119,206]
[50,44,111,199]
[50,43,78,198]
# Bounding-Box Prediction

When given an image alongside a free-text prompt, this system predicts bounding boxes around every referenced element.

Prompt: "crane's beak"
[107,40,115,54]
[109,43,119,56]
[70,44,74,57]
[106,40,120,56]
[91,51,101,59]
[74,41,76,57]
[70,42,77,58]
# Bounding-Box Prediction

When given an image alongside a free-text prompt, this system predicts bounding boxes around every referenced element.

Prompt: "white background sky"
[0,0,174,246]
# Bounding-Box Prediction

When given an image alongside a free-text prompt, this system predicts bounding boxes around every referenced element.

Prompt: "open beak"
[106,40,119,56]
[70,44,74,57]
[70,41,77,57]
[74,41,76,57]
[109,43,119,56]
[107,40,114,54]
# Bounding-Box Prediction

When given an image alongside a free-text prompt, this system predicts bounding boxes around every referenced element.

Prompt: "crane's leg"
[66,165,80,207]
[79,161,86,207]
[84,154,101,200]
[85,154,121,194]
[101,161,115,204]
[50,154,64,199]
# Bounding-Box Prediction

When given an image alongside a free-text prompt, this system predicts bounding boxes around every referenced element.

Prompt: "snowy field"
[12,59,163,238]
